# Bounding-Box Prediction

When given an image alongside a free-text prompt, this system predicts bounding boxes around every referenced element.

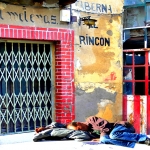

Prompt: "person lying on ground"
[34,121,100,141]
[35,121,100,139]
[66,116,150,148]
[35,122,67,133]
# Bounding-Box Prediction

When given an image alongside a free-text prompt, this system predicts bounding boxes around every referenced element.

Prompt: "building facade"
[73,0,123,124]
[123,0,150,134]
[0,0,125,135]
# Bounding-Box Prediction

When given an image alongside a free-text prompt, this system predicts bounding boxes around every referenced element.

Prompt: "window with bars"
[0,41,54,134]
[123,50,150,95]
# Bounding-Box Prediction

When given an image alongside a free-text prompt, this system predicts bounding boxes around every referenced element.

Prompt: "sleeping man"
[66,116,150,148]
[33,121,100,142]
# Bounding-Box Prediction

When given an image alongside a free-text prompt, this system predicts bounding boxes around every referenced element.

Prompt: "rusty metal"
[123,48,150,52]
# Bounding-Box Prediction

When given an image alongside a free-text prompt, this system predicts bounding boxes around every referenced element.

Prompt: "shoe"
[144,138,150,146]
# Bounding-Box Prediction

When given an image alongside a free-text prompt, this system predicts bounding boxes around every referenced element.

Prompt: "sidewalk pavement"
[0,132,150,150]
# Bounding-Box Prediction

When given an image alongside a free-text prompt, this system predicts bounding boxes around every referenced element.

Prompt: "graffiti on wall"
[104,72,117,81]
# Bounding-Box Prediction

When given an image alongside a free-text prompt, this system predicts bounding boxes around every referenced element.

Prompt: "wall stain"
[75,87,117,121]
[81,51,115,74]
[107,30,113,36]
[74,7,123,122]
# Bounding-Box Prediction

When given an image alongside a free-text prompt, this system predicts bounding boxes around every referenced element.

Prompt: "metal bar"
[32,44,35,127]
[31,43,35,129]
[147,96,150,134]
[25,43,29,131]
[134,95,141,133]
[124,26,150,30]
[124,4,145,8]
[123,95,127,121]
[123,48,150,52]
[5,42,8,133]
[145,52,149,95]
[11,42,16,133]
[37,44,42,126]
[43,44,48,125]
[51,44,56,121]
[18,43,23,132]
[144,0,148,48]
[132,52,135,94]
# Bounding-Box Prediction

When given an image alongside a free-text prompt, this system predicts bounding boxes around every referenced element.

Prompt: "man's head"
[67,122,89,131]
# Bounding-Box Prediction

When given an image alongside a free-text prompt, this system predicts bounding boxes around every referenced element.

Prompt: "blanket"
[33,122,100,142]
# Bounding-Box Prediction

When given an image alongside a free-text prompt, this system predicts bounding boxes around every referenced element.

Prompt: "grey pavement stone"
[0,133,150,150]
[0,132,34,145]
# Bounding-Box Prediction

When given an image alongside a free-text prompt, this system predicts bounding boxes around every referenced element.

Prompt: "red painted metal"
[123,49,150,134]
[133,96,140,133]
[123,95,127,121]
[147,96,150,134]
[123,95,148,133]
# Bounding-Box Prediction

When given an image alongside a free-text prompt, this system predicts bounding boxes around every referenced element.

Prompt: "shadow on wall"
[75,87,117,122]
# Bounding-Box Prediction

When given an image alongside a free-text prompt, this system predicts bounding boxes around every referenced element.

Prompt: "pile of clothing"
[33,122,100,142]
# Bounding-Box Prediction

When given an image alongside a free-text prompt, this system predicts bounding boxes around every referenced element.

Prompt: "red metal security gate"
[123,49,150,134]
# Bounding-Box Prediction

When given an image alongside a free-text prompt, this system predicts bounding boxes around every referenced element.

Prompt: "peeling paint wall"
[72,0,124,122]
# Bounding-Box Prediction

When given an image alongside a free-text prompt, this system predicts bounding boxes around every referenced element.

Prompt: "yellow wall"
[72,0,124,122]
